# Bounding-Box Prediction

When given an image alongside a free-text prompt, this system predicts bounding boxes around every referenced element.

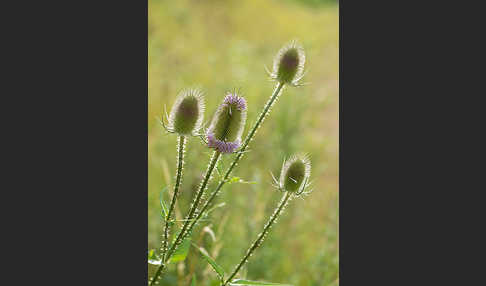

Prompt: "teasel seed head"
[168,88,205,136]
[206,92,247,154]
[271,41,306,86]
[279,154,311,193]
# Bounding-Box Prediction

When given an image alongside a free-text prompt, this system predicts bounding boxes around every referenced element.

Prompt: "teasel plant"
[171,41,307,249]
[149,40,308,285]
[222,154,313,285]
[156,88,205,267]
[150,92,247,285]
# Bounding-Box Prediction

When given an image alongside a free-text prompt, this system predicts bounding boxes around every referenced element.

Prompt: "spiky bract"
[207,93,247,153]
[279,154,311,193]
[271,41,306,86]
[168,88,205,136]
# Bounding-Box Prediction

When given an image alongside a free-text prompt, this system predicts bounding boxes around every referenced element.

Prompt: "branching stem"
[151,81,284,285]
[180,82,285,243]
[150,150,221,285]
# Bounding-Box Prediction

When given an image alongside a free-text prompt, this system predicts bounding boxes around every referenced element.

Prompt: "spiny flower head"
[271,41,306,86]
[207,92,247,154]
[168,88,205,136]
[279,154,311,193]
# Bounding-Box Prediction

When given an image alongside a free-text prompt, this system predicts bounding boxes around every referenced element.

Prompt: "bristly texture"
[279,154,311,193]
[168,88,205,136]
[173,83,285,254]
[222,92,247,110]
[224,189,293,285]
[206,92,247,153]
[271,41,306,86]
[207,133,241,154]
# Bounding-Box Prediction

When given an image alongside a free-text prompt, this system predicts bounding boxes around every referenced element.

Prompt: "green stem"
[223,191,292,285]
[150,150,221,285]
[180,82,285,243]
[161,135,185,262]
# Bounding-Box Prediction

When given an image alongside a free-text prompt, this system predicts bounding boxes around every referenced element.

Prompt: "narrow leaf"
[228,177,241,183]
[205,202,226,216]
[148,249,155,260]
[148,249,162,265]
[192,243,225,279]
[191,275,197,286]
[160,186,169,220]
[227,177,256,184]
[230,279,292,286]
[148,259,162,266]
[168,238,191,263]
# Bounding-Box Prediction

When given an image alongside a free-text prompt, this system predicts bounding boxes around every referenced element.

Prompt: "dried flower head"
[207,93,247,153]
[279,154,311,193]
[271,41,306,86]
[168,89,205,136]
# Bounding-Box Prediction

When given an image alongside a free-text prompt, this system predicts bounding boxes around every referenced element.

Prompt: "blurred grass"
[148,0,338,285]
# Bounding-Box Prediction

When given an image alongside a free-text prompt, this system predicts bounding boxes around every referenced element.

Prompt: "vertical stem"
[150,150,221,286]
[181,82,285,242]
[161,135,186,262]
[224,191,292,285]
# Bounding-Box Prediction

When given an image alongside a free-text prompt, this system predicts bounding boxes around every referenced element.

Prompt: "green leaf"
[192,243,225,279]
[206,202,226,215]
[168,238,191,263]
[227,177,256,184]
[191,275,197,286]
[160,186,169,220]
[148,249,155,260]
[148,258,162,265]
[229,279,292,286]
[215,164,223,178]
[148,249,162,265]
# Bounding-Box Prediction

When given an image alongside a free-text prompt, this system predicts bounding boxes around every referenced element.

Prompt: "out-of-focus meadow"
[148,0,338,285]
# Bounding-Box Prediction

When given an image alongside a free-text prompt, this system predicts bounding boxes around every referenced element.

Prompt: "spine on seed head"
[279,154,311,193]
[271,40,306,86]
[206,92,247,153]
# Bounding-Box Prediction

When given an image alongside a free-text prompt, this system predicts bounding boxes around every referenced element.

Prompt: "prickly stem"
[178,82,285,243]
[150,151,221,285]
[161,135,186,261]
[223,191,292,285]
[150,136,186,285]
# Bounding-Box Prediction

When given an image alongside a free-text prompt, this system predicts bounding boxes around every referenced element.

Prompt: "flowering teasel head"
[206,92,247,154]
[270,41,306,86]
[279,154,311,195]
[167,88,205,136]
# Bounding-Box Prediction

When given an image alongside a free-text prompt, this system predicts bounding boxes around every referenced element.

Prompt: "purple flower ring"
[206,93,247,154]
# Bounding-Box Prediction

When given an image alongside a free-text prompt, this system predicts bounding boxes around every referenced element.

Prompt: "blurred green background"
[148,0,338,285]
